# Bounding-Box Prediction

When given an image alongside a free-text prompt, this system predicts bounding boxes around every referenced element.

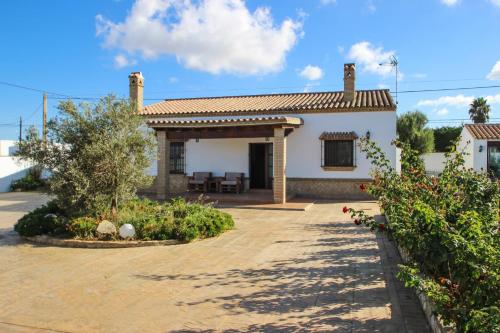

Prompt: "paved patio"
[0,192,429,333]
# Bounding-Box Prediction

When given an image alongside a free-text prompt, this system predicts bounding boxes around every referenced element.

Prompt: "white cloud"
[487,60,500,80]
[441,0,459,6]
[168,76,179,83]
[377,83,389,89]
[337,46,345,54]
[320,0,337,5]
[436,108,449,116]
[114,54,136,68]
[490,0,500,7]
[367,0,376,12]
[299,65,324,81]
[412,73,428,79]
[96,0,302,75]
[303,82,320,93]
[347,41,398,77]
[417,94,474,107]
[417,94,500,107]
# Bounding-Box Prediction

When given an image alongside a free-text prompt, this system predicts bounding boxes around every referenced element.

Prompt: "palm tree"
[469,97,490,123]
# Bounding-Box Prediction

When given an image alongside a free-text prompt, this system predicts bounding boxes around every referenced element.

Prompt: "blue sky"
[1,0,500,140]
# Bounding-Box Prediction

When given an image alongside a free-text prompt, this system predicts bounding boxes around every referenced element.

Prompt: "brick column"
[273,127,287,204]
[156,130,170,200]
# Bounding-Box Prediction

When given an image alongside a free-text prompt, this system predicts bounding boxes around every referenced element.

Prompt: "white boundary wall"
[421,153,446,175]
[0,140,35,192]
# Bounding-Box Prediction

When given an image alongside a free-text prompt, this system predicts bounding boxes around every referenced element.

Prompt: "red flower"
[354,219,361,225]
[378,223,385,231]
[439,277,447,285]
[359,183,366,192]
[342,206,349,214]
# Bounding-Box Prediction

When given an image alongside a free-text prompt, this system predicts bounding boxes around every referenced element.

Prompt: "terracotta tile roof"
[141,90,396,117]
[464,124,500,139]
[319,131,358,140]
[147,116,303,128]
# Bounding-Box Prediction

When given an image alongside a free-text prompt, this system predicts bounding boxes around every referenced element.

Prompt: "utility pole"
[19,116,22,144]
[43,93,47,143]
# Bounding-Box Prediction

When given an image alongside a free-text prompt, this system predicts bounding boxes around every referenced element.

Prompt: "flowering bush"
[345,138,499,333]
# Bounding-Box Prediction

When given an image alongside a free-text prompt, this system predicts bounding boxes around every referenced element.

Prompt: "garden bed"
[23,235,184,248]
[15,197,235,244]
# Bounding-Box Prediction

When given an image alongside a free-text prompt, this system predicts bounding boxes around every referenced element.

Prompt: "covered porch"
[148,116,303,204]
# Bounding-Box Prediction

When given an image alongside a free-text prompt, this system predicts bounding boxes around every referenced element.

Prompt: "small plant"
[10,166,46,192]
[14,201,67,237]
[68,217,98,239]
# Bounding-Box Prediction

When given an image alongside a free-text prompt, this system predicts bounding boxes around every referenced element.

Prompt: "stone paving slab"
[0,192,430,333]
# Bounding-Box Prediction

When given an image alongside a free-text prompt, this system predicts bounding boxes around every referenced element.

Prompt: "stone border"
[24,235,184,248]
[386,215,455,333]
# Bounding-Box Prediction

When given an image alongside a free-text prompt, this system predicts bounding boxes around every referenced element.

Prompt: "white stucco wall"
[0,140,41,192]
[458,128,499,172]
[0,140,18,156]
[458,128,475,169]
[186,137,271,177]
[421,153,446,175]
[0,157,33,192]
[173,111,397,179]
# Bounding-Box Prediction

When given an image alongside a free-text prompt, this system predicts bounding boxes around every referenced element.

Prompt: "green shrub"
[14,201,67,237]
[68,217,98,239]
[168,199,235,242]
[10,167,46,192]
[347,139,500,332]
[16,197,234,242]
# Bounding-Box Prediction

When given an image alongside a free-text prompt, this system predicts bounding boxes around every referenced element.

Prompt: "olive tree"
[17,96,155,217]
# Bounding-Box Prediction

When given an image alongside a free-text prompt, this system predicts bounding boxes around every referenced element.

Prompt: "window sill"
[322,166,356,171]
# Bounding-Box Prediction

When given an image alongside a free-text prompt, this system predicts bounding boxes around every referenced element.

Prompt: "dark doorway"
[249,143,273,189]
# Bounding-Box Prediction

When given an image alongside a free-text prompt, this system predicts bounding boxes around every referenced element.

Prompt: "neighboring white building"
[458,124,500,177]
[132,63,398,203]
[0,140,33,192]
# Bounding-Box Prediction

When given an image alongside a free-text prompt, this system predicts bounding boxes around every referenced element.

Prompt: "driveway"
[0,192,429,333]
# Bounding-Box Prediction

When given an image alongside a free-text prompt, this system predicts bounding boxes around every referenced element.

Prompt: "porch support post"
[156,130,170,200]
[273,127,287,204]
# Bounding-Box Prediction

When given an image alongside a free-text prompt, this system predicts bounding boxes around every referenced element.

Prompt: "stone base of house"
[287,178,373,200]
[140,176,373,200]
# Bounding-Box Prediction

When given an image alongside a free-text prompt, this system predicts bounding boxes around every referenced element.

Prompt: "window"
[170,142,185,174]
[323,140,354,167]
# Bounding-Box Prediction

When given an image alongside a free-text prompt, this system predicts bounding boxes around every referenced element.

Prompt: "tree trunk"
[111,197,118,221]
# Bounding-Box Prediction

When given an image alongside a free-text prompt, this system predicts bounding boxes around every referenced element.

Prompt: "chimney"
[129,72,144,112]
[343,63,356,102]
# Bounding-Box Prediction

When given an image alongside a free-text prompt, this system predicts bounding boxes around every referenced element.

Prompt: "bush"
[10,167,46,191]
[14,201,67,237]
[346,139,500,332]
[68,217,98,239]
[16,197,235,242]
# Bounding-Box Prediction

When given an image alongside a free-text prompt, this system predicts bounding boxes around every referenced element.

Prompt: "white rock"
[119,224,136,239]
[96,220,116,236]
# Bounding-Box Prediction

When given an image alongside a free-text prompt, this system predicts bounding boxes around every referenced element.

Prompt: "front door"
[487,141,500,178]
[249,143,273,189]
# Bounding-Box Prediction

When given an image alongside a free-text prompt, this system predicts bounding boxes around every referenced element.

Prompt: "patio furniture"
[219,172,244,194]
[188,172,212,192]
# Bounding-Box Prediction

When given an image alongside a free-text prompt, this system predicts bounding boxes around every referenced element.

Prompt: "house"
[131,63,398,203]
[459,123,500,178]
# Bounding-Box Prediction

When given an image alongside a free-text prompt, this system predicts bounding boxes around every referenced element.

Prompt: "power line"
[0,80,72,98]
